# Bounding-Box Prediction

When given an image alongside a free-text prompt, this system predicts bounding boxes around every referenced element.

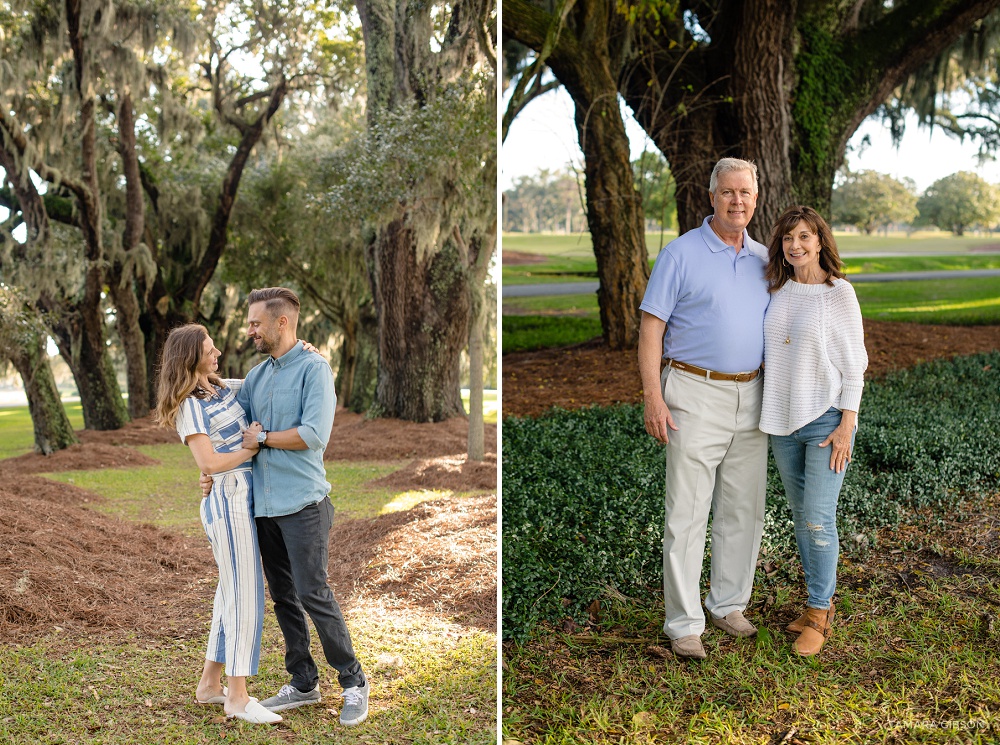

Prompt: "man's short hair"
[709,157,759,194]
[248,287,300,319]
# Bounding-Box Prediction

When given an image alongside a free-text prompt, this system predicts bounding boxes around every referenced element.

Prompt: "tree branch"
[847,0,1000,130]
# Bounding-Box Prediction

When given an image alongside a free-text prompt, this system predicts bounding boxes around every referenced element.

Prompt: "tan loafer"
[710,610,757,638]
[794,605,834,657]
[670,634,707,660]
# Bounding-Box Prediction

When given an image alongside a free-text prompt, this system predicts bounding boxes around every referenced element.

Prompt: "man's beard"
[254,336,273,355]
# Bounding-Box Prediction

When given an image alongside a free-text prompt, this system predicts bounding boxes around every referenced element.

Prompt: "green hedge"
[501,352,1000,640]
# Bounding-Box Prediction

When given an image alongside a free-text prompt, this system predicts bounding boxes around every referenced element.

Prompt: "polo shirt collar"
[268,340,304,369]
[701,216,756,255]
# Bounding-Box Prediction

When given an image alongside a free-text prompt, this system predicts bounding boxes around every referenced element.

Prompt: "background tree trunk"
[367,220,469,421]
[110,91,150,419]
[504,0,648,348]
[9,329,78,455]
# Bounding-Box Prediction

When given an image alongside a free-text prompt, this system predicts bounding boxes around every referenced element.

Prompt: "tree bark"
[110,91,150,419]
[9,330,78,455]
[61,0,130,431]
[367,220,469,421]
[356,0,494,421]
[337,316,359,410]
[503,0,648,348]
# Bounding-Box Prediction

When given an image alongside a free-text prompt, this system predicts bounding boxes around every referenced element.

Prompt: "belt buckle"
[734,371,752,382]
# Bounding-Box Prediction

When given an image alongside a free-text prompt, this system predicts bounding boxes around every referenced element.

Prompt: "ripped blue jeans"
[770,407,855,610]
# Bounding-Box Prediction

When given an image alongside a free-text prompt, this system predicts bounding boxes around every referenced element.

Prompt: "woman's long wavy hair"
[154,324,223,429]
[765,205,846,292]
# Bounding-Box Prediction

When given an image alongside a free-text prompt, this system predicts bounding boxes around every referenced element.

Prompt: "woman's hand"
[242,421,263,451]
[299,339,320,354]
[820,411,857,473]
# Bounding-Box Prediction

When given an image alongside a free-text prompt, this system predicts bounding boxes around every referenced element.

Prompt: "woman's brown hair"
[765,205,846,292]
[153,324,223,429]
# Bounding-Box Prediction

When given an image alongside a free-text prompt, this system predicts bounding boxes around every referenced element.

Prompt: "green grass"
[1,613,496,744]
[502,315,603,354]
[0,402,84,459]
[502,230,1000,259]
[502,277,1000,351]
[463,388,498,424]
[853,277,1000,324]
[502,234,1000,286]
[39,444,409,532]
[502,528,1000,744]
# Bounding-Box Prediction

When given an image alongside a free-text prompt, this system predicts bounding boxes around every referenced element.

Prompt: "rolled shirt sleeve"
[296,357,336,451]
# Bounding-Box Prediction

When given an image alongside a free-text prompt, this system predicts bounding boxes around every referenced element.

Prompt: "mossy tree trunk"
[623,0,1000,239]
[366,219,469,421]
[108,91,150,420]
[356,0,495,423]
[9,329,78,455]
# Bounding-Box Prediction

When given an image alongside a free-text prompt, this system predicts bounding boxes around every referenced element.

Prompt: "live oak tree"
[916,171,1000,235]
[228,124,379,412]
[353,0,497,424]
[0,0,167,429]
[0,288,78,454]
[1,0,358,439]
[505,0,1000,347]
[832,170,918,234]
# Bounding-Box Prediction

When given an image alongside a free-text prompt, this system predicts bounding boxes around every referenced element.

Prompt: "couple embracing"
[154,287,369,725]
[639,158,868,660]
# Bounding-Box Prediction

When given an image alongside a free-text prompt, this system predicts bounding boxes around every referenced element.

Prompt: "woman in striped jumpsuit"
[154,324,281,725]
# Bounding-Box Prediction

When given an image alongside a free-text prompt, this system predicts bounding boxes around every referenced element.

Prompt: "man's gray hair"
[709,157,759,194]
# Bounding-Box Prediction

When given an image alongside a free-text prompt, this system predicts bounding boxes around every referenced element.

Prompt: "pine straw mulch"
[0,412,497,642]
[501,319,1000,418]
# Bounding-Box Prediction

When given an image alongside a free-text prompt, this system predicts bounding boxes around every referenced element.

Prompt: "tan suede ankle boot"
[794,605,834,656]
[785,609,811,634]
[787,602,835,634]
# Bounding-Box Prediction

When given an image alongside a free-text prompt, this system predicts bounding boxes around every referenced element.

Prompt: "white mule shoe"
[227,698,283,724]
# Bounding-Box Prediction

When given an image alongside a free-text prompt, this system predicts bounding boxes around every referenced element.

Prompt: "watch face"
[257,431,267,443]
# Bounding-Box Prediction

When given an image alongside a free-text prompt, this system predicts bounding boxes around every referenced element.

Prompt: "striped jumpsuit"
[176,380,264,677]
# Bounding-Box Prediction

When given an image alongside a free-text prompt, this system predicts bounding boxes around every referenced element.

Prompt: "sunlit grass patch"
[380,489,454,515]
[0,402,84,460]
[854,277,1000,324]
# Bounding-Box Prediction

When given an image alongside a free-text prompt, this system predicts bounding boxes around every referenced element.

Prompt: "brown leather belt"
[666,358,761,382]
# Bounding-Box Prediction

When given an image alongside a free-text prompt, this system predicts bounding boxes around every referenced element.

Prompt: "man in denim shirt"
[237,287,369,726]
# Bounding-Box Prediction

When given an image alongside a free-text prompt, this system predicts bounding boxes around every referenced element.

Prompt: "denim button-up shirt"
[237,342,336,517]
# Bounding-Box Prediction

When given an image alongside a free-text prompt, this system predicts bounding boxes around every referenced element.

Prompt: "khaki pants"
[660,365,767,639]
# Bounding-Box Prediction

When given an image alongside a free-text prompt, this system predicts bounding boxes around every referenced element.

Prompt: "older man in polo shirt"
[638,157,771,661]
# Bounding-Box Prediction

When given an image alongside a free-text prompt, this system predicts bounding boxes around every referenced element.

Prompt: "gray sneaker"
[339,682,369,726]
[259,684,321,712]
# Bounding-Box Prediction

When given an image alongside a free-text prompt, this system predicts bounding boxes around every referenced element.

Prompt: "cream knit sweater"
[759,278,868,436]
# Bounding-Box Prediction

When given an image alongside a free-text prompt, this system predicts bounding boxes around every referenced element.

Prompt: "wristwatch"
[256,430,268,446]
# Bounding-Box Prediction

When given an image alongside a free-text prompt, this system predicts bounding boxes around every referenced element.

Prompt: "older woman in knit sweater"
[759,205,868,657]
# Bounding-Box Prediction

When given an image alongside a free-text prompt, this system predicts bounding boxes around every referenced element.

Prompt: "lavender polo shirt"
[639,216,771,373]
[236,341,336,517]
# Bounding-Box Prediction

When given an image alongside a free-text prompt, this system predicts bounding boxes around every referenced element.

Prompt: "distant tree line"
[833,169,1000,236]
[503,152,677,233]
[506,162,1000,238]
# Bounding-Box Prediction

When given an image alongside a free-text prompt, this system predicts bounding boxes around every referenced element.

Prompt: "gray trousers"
[660,366,768,639]
[256,497,366,691]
